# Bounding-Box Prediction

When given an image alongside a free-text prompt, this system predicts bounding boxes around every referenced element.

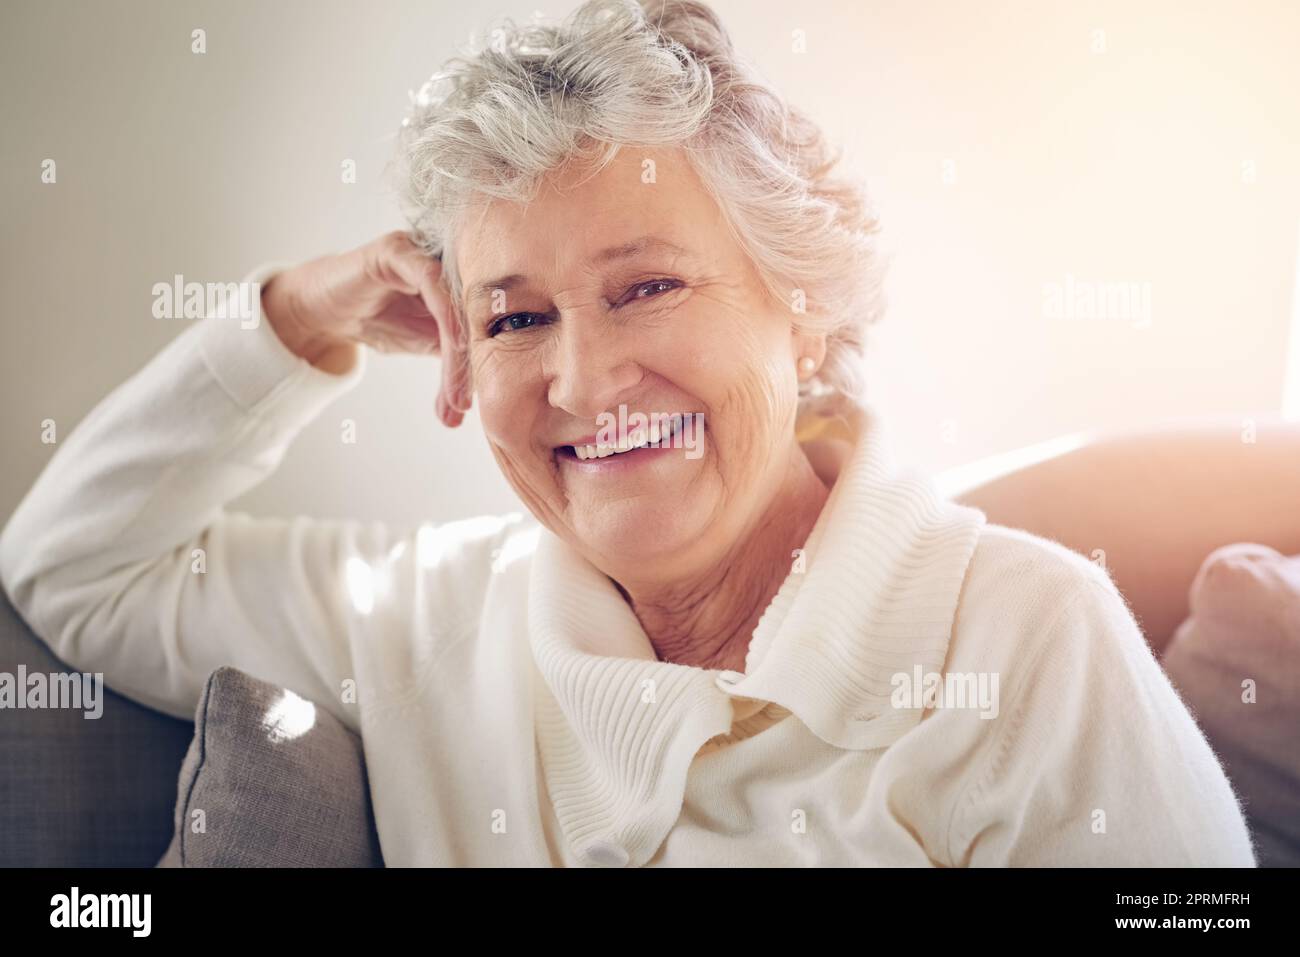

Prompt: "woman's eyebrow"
[590,235,689,265]
[466,235,690,308]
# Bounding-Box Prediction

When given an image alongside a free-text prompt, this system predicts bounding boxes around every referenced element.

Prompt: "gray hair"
[393,0,884,403]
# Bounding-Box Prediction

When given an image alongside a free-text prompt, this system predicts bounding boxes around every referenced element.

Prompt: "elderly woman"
[0,0,1254,867]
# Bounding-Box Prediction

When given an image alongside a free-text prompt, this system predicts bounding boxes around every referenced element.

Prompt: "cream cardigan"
[0,264,1256,867]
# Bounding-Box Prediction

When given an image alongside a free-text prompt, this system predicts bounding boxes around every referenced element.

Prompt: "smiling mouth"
[556,412,697,461]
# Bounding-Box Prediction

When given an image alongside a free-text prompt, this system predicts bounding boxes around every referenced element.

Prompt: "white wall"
[3,0,1297,530]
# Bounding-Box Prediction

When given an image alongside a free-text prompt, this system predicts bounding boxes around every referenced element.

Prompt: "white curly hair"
[393,0,884,403]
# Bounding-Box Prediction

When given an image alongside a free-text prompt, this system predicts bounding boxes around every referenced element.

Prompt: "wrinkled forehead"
[452,146,724,304]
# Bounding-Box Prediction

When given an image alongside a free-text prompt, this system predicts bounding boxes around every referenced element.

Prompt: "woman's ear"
[792,329,828,380]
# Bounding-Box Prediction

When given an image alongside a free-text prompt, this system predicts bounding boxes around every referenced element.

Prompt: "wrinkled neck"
[615,444,830,672]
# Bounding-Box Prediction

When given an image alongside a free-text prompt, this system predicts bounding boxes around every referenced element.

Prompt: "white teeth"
[569,414,690,461]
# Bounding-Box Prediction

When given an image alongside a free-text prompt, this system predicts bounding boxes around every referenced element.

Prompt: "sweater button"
[581,841,630,867]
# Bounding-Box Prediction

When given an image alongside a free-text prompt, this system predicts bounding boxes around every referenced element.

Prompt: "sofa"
[2,418,1297,866]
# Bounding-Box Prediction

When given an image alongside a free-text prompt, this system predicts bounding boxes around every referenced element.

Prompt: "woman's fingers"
[436,388,466,429]
[421,274,472,415]
[403,240,473,417]
[264,233,473,428]
[378,232,474,427]
[379,233,447,352]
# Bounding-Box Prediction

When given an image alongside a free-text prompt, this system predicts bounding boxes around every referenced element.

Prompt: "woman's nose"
[545,316,643,420]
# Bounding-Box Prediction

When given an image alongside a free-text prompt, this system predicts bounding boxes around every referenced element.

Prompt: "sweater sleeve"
[945,572,1258,867]
[0,262,387,728]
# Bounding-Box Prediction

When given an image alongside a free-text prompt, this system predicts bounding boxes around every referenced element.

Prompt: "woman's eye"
[487,313,544,337]
[486,281,680,337]
[628,278,680,301]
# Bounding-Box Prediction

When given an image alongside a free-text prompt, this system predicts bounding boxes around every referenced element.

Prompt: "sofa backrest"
[0,588,193,866]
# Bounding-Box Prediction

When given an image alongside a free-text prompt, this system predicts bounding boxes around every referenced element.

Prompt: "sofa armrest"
[951,415,1300,654]
[0,584,194,866]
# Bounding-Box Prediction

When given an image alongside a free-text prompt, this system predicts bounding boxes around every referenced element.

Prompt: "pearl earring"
[797,356,816,378]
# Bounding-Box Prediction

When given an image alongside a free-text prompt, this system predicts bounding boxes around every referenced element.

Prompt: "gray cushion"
[1161,543,1300,867]
[159,666,382,867]
[0,587,192,866]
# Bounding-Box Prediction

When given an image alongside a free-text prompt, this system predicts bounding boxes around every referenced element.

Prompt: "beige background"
[3,0,1298,529]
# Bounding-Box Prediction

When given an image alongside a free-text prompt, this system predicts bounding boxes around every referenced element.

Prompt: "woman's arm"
[956,420,1300,655]
[0,235,471,726]
[0,264,375,723]
[945,570,1256,866]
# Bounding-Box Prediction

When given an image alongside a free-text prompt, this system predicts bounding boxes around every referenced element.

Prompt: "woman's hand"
[261,231,472,427]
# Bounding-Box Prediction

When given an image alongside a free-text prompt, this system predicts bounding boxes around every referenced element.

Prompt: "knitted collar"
[526,395,986,866]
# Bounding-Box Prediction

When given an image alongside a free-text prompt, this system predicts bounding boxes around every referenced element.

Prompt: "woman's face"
[456,146,820,582]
